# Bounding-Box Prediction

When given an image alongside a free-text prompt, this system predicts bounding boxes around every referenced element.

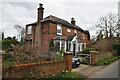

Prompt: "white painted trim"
[65,41,66,51]
[80,43,83,51]
[60,41,62,50]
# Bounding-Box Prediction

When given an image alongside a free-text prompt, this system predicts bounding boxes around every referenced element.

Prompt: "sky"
[0,0,119,39]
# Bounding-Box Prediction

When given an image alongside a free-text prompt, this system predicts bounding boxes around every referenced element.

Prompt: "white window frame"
[84,43,86,49]
[27,26,32,34]
[82,33,85,39]
[67,29,71,32]
[57,24,62,35]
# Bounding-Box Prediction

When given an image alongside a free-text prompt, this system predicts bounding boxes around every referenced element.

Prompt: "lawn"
[52,71,86,78]
[96,56,118,66]
[3,60,14,67]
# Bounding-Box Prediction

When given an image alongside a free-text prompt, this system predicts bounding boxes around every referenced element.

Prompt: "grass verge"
[96,56,118,66]
[51,72,86,78]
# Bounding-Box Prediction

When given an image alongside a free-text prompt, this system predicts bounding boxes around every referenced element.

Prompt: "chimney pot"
[39,3,43,8]
[71,17,76,25]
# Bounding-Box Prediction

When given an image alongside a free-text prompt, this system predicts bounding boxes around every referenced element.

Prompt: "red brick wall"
[25,21,89,53]
[3,60,67,78]
[0,55,2,79]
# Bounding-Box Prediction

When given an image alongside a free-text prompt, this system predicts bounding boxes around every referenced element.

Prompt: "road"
[90,60,119,78]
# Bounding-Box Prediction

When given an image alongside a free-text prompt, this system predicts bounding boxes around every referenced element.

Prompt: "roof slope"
[41,15,85,32]
[26,15,89,33]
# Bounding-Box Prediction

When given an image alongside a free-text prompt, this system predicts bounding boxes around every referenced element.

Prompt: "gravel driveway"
[72,64,106,77]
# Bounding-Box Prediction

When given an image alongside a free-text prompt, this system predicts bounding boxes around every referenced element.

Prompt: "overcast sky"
[0,0,119,38]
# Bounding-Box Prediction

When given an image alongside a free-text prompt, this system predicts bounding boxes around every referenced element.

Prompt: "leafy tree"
[96,13,119,39]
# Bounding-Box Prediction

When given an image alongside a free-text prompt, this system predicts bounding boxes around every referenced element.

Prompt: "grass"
[3,60,14,67]
[96,56,118,66]
[52,72,86,78]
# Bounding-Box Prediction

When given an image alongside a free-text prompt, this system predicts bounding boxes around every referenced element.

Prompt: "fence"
[3,52,72,78]
[90,51,113,65]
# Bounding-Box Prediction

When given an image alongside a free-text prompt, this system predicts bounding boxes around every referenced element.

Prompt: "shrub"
[1,39,18,51]
[82,48,95,54]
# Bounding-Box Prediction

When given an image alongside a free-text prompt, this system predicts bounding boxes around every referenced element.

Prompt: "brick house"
[25,3,90,55]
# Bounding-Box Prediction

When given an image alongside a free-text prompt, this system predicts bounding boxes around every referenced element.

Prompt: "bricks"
[3,60,67,78]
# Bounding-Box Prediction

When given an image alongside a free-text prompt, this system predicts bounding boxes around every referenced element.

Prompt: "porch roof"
[53,36,67,41]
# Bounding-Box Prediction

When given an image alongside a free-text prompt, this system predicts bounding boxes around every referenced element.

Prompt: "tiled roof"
[67,36,74,41]
[26,15,89,34]
[41,15,85,32]
[53,36,67,41]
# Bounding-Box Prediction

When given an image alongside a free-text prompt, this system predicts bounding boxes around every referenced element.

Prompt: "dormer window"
[27,26,32,34]
[82,33,85,39]
[57,24,62,35]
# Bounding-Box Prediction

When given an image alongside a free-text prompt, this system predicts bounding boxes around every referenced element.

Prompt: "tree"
[14,25,23,40]
[20,27,25,42]
[2,32,4,40]
[96,13,119,39]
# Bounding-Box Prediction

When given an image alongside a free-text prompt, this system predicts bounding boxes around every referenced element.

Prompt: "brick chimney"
[37,3,44,23]
[71,18,76,25]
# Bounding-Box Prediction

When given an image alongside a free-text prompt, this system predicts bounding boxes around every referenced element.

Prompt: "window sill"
[57,33,62,35]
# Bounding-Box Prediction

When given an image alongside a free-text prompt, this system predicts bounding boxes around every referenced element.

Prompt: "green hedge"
[1,39,18,51]
[82,48,95,54]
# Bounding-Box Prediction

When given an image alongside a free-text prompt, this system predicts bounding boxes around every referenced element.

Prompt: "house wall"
[25,21,89,53]
[40,22,89,52]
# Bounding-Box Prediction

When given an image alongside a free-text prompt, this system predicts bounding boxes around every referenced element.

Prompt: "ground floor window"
[78,43,81,51]
[54,40,60,49]
[61,41,65,50]
[54,40,66,51]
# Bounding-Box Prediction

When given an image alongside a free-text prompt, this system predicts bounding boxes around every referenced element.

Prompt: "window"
[27,26,32,34]
[61,41,65,50]
[57,24,62,35]
[78,43,80,51]
[68,41,71,51]
[74,30,77,33]
[84,43,86,49]
[67,29,71,32]
[54,40,60,49]
[82,33,85,39]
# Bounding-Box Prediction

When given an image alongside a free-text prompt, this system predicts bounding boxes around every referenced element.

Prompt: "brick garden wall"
[90,51,113,65]
[3,60,67,78]
[0,55,2,79]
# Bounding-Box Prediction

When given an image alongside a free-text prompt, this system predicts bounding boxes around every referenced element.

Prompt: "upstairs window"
[57,24,62,35]
[27,26,32,34]
[82,33,85,39]
[67,29,71,32]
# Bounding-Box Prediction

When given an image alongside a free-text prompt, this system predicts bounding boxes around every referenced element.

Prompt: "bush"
[82,48,95,54]
[95,57,118,66]
[1,39,18,51]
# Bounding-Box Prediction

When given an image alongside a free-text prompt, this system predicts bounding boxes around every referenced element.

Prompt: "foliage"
[3,60,14,67]
[91,38,118,52]
[82,48,95,54]
[96,57,118,66]
[113,44,120,56]
[1,39,18,51]
[59,50,65,54]
[52,72,85,78]
[49,39,59,51]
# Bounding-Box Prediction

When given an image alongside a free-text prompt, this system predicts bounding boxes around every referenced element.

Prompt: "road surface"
[90,60,119,78]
